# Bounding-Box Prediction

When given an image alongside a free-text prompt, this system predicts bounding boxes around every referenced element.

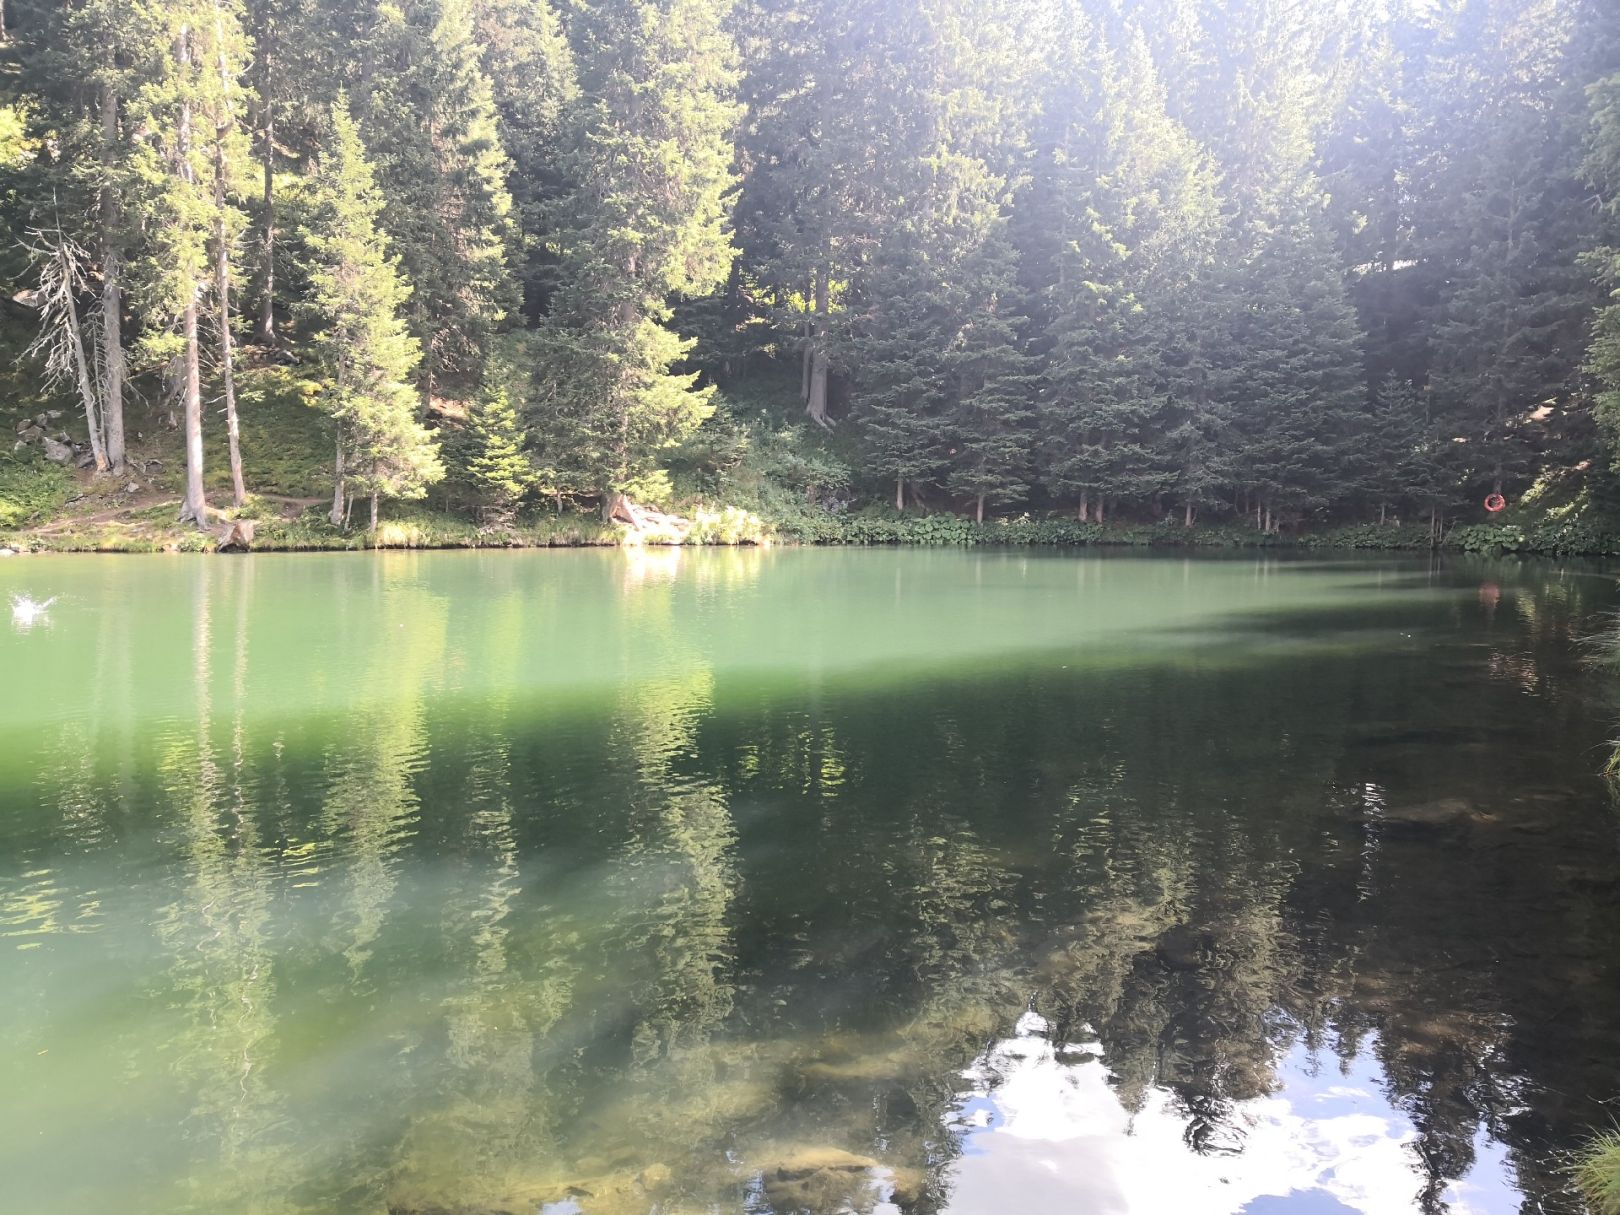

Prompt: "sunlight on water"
[0,549,1618,1214]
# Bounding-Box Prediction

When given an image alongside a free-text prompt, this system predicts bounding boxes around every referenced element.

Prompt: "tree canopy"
[3,0,1619,532]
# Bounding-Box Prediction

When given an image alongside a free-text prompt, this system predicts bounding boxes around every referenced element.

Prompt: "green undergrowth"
[203,366,333,498]
[1575,1130,1620,1215]
[0,450,73,530]
[772,512,1440,549]
[8,507,1616,554]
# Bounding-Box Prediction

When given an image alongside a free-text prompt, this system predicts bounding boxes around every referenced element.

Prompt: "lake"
[3,547,1619,1215]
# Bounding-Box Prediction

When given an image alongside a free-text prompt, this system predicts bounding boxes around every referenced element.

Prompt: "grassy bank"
[8,502,1620,555]
[8,360,1620,556]
[1577,1132,1620,1214]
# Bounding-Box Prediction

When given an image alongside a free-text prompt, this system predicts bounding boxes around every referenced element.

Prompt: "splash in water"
[10,594,56,631]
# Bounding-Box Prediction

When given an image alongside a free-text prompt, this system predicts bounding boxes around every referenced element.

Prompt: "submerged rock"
[1156,923,1212,971]
[761,1147,884,1213]
[1380,797,1482,839]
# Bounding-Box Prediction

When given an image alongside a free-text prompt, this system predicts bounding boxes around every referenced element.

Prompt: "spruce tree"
[299,98,442,530]
[465,389,534,526]
[127,1,244,526]
[1022,17,1221,522]
[470,0,577,321]
[1588,72,1620,449]
[532,0,739,514]
[16,0,153,475]
[945,227,1035,522]
[201,0,255,508]
[359,0,515,399]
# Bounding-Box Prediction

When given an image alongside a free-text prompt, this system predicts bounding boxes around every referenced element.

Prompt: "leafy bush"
[1451,522,1528,553]
[1302,522,1435,550]
[686,504,768,545]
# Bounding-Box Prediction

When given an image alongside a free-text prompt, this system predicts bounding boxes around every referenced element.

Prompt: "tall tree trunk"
[1096,498,1106,525]
[1078,489,1088,522]
[369,491,379,533]
[800,312,812,402]
[214,2,244,507]
[255,17,275,345]
[99,78,126,474]
[217,246,244,506]
[806,264,831,428]
[329,433,345,527]
[179,299,208,524]
[57,245,110,474]
[1184,500,1194,528]
[176,27,208,527]
[895,476,904,512]
[975,492,985,524]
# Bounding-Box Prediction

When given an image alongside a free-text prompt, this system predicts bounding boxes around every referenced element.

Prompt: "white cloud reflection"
[943,1010,1517,1215]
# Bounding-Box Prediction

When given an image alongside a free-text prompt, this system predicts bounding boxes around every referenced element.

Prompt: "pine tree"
[127,1,247,526]
[532,0,739,514]
[359,0,515,399]
[1584,71,1620,453]
[1022,17,1221,522]
[1215,196,1367,530]
[244,0,346,345]
[850,229,952,511]
[945,227,1035,521]
[1418,0,1600,502]
[732,0,911,429]
[299,98,442,530]
[200,0,255,508]
[17,0,152,475]
[465,388,534,526]
[470,0,577,321]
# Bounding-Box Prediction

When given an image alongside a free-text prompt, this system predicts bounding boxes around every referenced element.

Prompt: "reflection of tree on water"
[389,550,751,1214]
[677,603,1620,1215]
[42,555,1617,1215]
[152,560,299,1213]
[320,560,447,975]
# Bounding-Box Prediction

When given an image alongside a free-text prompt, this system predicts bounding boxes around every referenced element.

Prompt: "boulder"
[19,424,43,441]
[13,416,30,434]
[215,519,257,552]
[42,436,73,463]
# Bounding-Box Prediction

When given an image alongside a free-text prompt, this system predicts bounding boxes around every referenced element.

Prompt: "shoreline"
[2,514,1612,559]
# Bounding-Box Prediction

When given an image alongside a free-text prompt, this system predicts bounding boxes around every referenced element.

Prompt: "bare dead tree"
[22,225,111,473]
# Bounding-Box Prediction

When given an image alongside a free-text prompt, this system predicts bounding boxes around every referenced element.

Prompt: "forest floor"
[4,321,1620,557]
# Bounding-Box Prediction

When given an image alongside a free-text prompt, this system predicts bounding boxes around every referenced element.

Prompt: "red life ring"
[1483,493,1506,513]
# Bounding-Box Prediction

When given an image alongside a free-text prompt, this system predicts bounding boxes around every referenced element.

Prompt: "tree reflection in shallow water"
[0,551,1618,1215]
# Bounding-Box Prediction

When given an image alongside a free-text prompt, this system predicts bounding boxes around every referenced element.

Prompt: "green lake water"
[3,547,1620,1215]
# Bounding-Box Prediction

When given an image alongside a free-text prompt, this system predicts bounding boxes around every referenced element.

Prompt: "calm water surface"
[3,548,1620,1215]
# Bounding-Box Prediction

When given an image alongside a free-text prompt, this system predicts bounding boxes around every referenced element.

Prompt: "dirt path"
[30,491,324,535]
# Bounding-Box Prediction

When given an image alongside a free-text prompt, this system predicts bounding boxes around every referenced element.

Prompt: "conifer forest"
[0,0,1619,546]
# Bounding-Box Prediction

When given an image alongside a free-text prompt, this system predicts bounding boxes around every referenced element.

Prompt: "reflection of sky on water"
[945,1011,1519,1215]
